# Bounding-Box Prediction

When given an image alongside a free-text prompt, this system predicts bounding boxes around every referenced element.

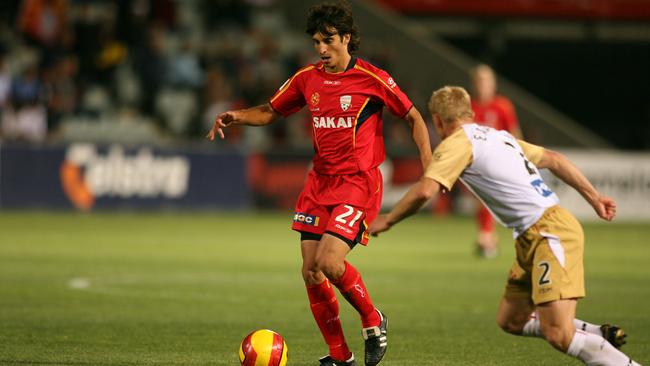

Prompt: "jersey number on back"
[504,141,535,175]
[504,141,554,197]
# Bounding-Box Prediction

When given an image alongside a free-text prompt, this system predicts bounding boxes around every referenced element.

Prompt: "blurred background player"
[207,2,432,366]
[369,86,638,366]
[469,64,523,258]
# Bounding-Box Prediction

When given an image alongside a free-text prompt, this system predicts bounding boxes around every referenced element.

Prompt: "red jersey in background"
[270,57,413,175]
[471,95,519,132]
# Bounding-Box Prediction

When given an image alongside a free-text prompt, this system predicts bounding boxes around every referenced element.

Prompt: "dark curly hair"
[305,1,360,54]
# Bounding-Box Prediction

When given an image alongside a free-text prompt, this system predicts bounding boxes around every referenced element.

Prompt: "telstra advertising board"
[0,143,250,210]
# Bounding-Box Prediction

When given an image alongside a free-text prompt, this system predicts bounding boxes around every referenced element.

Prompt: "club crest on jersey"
[310,92,320,106]
[293,212,320,226]
[340,95,352,111]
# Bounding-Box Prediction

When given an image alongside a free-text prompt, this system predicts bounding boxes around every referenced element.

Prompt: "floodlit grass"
[0,211,648,365]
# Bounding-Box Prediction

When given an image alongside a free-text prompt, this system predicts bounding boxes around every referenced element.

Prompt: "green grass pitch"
[0,211,648,365]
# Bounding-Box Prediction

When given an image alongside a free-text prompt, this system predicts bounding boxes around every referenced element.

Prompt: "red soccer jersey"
[270,57,413,175]
[471,95,519,132]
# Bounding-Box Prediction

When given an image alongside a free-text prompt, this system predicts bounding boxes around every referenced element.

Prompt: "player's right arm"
[206,103,280,141]
[369,177,440,236]
[521,141,616,221]
[370,129,472,236]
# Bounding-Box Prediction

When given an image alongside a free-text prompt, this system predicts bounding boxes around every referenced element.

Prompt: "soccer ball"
[239,329,288,366]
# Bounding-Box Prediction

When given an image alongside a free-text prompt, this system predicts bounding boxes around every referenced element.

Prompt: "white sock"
[574,319,603,335]
[567,330,641,366]
[522,314,604,338]
[567,329,587,357]
[522,316,543,337]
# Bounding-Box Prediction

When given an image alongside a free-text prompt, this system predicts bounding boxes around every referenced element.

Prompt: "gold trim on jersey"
[517,139,545,165]
[353,97,370,148]
[353,65,399,95]
[270,65,316,105]
[424,127,473,191]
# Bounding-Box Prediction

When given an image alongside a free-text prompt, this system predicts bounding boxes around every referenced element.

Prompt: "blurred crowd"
[0,0,327,149]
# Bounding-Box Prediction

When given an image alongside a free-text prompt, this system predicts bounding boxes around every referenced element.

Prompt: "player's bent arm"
[207,104,280,140]
[536,149,598,202]
[206,103,280,141]
[537,149,616,221]
[386,177,440,227]
[227,104,279,127]
[404,107,433,169]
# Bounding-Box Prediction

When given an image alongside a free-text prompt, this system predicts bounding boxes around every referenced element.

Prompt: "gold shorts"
[504,205,585,305]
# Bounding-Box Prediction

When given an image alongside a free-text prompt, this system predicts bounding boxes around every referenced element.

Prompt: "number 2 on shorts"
[537,261,551,286]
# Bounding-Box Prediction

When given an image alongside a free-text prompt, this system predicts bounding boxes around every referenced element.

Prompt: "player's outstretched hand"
[592,195,616,221]
[206,111,236,141]
[369,214,391,237]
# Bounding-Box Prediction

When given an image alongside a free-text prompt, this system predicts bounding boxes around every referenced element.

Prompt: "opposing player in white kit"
[369,86,642,365]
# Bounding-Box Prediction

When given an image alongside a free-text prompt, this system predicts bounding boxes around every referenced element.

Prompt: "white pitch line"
[68,277,91,290]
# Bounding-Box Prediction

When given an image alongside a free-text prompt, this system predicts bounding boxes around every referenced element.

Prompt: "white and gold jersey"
[425,123,559,236]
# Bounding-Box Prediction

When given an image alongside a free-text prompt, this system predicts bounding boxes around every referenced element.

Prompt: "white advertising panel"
[543,150,650,221]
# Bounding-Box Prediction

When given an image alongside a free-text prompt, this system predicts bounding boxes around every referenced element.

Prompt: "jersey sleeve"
[517,139,545,165]
[424,129,473,191]
[357,65,412,118]
[269,68,310,117]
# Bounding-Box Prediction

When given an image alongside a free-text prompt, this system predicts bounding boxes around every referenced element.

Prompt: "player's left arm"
[403,107,433,169]
[535,148,616,221]
[369,177,441,236]
[369,67,432,168]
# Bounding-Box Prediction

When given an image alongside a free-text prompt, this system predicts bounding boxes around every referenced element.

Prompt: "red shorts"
[292,168,383,246]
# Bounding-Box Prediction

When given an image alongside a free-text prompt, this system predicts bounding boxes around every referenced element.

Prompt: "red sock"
[477,205,494,232]
[306,280,351,361]
[331,261,380,328]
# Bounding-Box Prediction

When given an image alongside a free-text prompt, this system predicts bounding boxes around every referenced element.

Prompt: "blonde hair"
[428,86,475,124]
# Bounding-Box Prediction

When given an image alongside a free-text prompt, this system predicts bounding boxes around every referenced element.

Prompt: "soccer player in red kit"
[470,64,523,258]
[206,3,431,366]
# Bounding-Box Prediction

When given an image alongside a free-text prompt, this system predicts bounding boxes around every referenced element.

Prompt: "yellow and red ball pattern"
[239,329,288,366]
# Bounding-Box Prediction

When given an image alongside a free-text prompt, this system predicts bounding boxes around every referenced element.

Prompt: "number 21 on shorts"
[335,205,364,227]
